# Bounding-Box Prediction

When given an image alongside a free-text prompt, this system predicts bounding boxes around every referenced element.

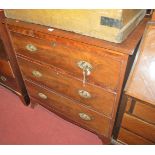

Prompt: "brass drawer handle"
[77,61,93,74]
[78,90,91,99]
[32,70,42,78]
[79,112,92,121]
[26,44,37,52]
[77,61,93,85]
[38,93,47,99]
[0,75,7,81]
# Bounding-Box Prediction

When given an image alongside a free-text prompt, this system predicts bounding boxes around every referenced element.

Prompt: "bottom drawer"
[122,113,155,143]
[118,128,153,144]
[25,80,111,137]
[0,59,17,90]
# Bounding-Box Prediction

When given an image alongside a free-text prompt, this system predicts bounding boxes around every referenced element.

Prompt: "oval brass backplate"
[78,112,92,121]
[38,93,47,99]
[26,44,37,52]
[77,61,92,73]
[32,70,42,78]
[78,90,91,99]
[0,75,7,82]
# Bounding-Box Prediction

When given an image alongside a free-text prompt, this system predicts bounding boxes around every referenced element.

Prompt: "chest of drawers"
[0,13,16,91]
[116,21,155,144]
[6,17,147,144]
[0,10,29,105]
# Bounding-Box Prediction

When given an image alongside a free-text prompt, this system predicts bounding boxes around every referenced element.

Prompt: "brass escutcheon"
[51,41,56,47]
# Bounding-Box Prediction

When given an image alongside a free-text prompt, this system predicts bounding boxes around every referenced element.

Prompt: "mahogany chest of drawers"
[116,21,155,144]
[0,10,29,105]
[6,17,147,144]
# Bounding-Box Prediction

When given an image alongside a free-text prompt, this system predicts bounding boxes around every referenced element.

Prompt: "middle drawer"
[17,56,116,118]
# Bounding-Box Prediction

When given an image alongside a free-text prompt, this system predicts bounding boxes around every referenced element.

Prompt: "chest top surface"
[125,22,155,106]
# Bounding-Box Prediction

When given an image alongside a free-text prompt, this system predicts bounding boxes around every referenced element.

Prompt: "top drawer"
[11,32,126,91]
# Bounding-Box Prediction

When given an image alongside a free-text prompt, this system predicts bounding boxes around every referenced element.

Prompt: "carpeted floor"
[0,85,102,144]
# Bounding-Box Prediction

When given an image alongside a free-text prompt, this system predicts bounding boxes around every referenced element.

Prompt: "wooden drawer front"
[133,101,155,124]
[25,80,111,137]
[17,56,116,117]
[118,127,153,144]
[0,59,17,89]
[126,98,155,124]
[122,113,155,143]
[11,32,124,91]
